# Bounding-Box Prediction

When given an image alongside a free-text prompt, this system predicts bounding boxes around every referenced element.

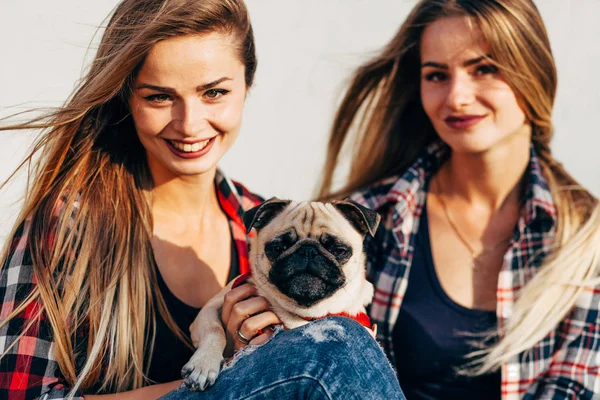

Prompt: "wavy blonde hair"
[0,0,256,395]
[318,0,600,373]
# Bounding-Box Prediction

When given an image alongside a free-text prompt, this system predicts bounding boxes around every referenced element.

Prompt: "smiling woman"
[319,0,600,399]
[0,0,406,399]
[419,17,532,156]
[0,0,271,398]
[130,33,248,179]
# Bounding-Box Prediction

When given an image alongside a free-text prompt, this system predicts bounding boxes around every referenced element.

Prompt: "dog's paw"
[181,349,223,391]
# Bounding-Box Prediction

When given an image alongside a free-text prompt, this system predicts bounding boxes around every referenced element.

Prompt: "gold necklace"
[434,175,511,268]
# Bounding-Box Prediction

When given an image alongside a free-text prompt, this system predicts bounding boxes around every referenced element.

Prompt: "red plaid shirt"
[0,169,262,399]
[352,141,600,399]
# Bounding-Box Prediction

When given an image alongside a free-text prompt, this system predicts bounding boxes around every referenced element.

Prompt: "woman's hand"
[221,283,281,355]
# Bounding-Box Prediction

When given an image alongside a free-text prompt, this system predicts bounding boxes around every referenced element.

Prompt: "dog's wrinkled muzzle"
[269,243,346,307]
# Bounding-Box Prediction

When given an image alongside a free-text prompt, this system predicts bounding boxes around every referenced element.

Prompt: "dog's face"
[243,199,380,309]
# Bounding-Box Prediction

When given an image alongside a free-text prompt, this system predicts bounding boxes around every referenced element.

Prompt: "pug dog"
[181,198,380,390]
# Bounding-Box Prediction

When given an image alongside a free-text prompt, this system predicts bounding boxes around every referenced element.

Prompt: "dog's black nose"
[298,244,319,259]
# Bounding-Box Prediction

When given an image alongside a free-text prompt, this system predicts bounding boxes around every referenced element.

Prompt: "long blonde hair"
[318,0,600,373]
[0,0,256,394]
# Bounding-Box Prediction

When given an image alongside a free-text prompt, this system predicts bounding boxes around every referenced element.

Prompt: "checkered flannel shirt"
[0,169,262,399]
[352,141,600,399]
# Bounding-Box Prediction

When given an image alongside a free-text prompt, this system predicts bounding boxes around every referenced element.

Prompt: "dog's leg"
[181,282,232,391]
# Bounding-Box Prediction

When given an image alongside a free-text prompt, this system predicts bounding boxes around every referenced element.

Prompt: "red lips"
[444,114,486,130]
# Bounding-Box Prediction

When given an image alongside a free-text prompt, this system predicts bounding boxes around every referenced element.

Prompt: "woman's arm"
[0,222,87,400]
[0,229,181,400]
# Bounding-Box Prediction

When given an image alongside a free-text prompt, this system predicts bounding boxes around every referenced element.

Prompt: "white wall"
[1,0,599,241]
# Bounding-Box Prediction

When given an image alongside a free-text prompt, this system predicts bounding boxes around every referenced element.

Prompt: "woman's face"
[420,16,530,154]
[130,33,247,181]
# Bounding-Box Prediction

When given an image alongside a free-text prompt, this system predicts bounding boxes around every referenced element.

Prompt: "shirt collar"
[215,168,246,228]
[521,149,557,227]
[365,140,557,230]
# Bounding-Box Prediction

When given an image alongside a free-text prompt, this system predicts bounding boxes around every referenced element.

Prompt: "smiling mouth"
[165,138,212,153]
[444,115,486,129]
[445,115,484,122]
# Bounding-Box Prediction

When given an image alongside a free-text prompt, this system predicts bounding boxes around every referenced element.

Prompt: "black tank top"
[393,203,501,400]
[145,240,240,383]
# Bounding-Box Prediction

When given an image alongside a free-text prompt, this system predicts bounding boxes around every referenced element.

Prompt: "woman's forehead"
[420,16,489,64]
[138,33,242,79]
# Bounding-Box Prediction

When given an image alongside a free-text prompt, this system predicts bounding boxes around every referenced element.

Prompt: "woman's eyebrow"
[197,77,231,91]
[135,83,176,93]
[135,77,232,93]
[421,55,491,69]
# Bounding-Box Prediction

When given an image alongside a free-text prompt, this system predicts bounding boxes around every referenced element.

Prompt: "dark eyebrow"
[135,77,232,93]
[421,55,491,69]
[135,84,176,94]
[197,77,231,91]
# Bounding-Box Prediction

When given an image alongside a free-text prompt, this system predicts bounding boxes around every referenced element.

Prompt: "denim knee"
[298,316,374,357]
[303,315,372,338]
[294,316,402,396]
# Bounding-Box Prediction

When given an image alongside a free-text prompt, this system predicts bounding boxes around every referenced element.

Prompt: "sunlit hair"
[0,0,256,395]
[318,0,599,374]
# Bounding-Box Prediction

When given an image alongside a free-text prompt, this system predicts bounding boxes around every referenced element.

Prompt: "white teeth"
[169,139,210,153]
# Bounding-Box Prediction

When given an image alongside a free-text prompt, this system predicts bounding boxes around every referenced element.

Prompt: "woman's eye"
[144,94,172,103]
[204,89,229,99]
[424,71,447,82]
[475,64,498,76]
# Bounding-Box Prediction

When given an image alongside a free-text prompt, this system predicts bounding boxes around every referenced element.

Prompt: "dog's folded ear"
[332,200,381,237]
[243,197,291,234]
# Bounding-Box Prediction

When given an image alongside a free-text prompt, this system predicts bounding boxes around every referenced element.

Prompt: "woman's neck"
[440,132,531,212]
[149,166,221,224]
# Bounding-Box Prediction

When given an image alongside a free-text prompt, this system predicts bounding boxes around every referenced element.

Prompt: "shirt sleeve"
[526,289,600,400]
[0,221,85,400]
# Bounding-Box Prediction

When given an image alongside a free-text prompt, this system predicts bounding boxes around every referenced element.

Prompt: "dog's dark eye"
[271,244,287,253]
[331,246,349,258]
[265,242,288,258]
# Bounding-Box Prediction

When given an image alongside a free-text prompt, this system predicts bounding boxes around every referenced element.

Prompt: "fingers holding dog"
[246,316,279,346]
[238,309,280,347]
[227,297,280,351]
[222,283,257,325]
[221,283,282,352]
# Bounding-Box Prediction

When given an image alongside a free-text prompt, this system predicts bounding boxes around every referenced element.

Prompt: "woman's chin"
[168,162,220,178]
[147,156,222,181]
[439,133,507,155]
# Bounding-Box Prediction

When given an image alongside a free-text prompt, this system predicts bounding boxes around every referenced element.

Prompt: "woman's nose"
[445,73,476,110]
[174,98,209,136]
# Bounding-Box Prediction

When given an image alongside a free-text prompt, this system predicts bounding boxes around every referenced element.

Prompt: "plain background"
[1,0,599,242]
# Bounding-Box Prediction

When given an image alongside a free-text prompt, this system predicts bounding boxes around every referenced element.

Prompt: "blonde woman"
[0,0,275,397]
[319,0,600,399]
[0,0,404,399]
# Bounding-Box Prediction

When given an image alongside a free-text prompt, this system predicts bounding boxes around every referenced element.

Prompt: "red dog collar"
[231,272,253,289]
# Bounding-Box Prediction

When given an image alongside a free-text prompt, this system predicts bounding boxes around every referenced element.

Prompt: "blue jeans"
[160,316,405,400]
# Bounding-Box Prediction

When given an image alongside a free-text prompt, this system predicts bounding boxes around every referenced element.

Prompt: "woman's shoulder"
[351,165,428,216]
[231,179,264,209]
[352,142,447,213]
[1,219,33,276]
[2,192,79,269]
[214,169,264,212]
